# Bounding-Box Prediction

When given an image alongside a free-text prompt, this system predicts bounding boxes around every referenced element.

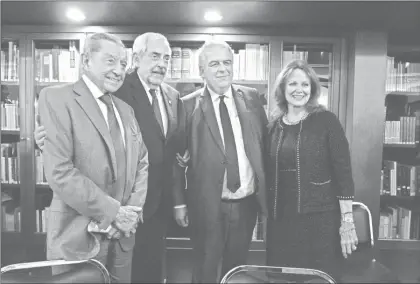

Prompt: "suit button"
[221,160,227,165]
[235,183,241,189]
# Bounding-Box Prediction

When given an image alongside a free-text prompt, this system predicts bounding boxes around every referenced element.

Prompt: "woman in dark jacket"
[265,59,358,279]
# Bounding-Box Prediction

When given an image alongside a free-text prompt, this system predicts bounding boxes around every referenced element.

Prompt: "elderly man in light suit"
[173,40,269,283]
[38,32,148,283]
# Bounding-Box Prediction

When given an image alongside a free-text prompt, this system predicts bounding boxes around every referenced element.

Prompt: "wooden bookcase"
[377,45,420,250]
[1,26,346,266]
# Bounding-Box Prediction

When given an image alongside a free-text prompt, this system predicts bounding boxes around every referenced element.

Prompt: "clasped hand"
[339,221,358,259]
[107,205,143,240]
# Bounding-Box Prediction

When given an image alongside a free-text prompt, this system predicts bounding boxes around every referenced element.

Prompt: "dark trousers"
[131,206,167,283]
[191,194,258,283]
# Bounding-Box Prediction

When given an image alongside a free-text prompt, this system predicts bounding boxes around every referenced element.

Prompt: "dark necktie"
[150,89,165,136]
[219,95,241,193]
[99,94,126,196]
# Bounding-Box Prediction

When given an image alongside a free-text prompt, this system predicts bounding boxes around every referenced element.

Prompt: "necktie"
[219,95,241,193]
[150,89,165,136]
[99,94,126,196]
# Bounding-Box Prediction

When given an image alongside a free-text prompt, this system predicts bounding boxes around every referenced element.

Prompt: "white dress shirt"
[82,74,126,147]
[208,87,255,200]
[138,74,168,136]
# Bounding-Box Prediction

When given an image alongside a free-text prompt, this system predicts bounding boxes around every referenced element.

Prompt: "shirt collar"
[207,85,233,103]
[137,72,159,95]
[82,74,105,99]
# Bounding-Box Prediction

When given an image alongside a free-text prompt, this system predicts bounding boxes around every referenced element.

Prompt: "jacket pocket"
[303,180,335,213]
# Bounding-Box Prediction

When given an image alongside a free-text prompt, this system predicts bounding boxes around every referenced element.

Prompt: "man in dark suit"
[173,40,269,283]
[35,32,184,283]
[114,32,184,283]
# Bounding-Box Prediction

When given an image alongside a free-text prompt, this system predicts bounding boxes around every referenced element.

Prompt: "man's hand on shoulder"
[34,114,46,151]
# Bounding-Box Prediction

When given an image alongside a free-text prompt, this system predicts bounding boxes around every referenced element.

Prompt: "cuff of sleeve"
[174,204,187,209]
[337,195,354,200]
[97,196,121,230]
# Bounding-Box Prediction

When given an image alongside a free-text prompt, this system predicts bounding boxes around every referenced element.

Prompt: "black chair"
[340,201,400,283]
[220,265,337,284]
[1,259,110,283]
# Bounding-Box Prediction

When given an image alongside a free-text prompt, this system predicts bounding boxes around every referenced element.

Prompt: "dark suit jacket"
[173,85,268,239]
[115,72,183,219]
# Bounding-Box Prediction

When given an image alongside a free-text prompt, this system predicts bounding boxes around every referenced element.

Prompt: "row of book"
[35,207,50,233]
[386,56,420,93]
[0,144,19,184]
[166,44,270,81]
[35,149,47,184]
[383,116,419,145]
[1,101,19,130]
[282,50,331,67]
[379,206,420,240]
[1,204,21,232]
[1,41,19,82]
[35,41,80,83]
[381,160,420,197]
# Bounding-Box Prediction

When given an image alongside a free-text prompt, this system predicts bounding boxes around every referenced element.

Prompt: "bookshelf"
[378,46,420,250]
[0,28,346,265]
[1,37,24,266]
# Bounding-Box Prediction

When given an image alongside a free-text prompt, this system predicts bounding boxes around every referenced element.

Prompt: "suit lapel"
[160,84,177,142]
[128,73,165,141]
[199,87,225,154]
[112,98,133,196]
[232,86,257,166]
[73,79,118,179]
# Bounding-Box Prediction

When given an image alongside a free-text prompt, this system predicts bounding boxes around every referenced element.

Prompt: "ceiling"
[2,1,420,40]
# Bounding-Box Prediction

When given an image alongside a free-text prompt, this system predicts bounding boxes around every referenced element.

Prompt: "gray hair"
[198,40,234,70]
[83,32,125,55]
[132,32,170,54]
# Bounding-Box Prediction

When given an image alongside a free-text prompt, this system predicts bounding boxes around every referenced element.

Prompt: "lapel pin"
[168,99,172,105]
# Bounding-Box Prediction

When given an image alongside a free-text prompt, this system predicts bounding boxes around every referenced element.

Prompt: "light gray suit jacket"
[38,79,149,261]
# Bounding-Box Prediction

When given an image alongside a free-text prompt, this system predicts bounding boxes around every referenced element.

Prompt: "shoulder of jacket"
[233,84,258,96]
[161,82,180,98]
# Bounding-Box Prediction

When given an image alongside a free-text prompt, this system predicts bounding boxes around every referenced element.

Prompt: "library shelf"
[383,143,417,148]
[380,195,420,202]
[378,239,420,250]
[386,91,420,96]
[1,81,19,86]
[1,183,20,191]
[1,129,20,143]
[35,81,74,86]
[35,183,51,190]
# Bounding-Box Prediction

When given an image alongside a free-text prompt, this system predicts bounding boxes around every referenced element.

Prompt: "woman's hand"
[339,220,358,259]
[176,150,190,168]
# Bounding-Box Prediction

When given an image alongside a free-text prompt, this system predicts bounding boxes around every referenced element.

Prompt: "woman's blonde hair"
[269,59,324,122]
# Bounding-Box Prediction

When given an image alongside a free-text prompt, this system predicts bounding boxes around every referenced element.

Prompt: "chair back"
[1,259,110,283]
[220,265,336,284]
[353,201,374,247]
